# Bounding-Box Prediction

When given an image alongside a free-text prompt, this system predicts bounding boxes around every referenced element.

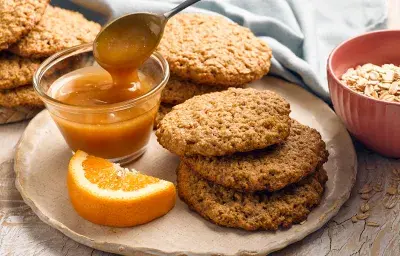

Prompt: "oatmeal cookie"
[156,88,291,156]
[0,52,42,90]
[177,162,328,231]
[10,6,101,58]
[158,13,272,86]
[161,76,226,105]
[154,103,173,129]
[0,0,49,50]
[0,85,43,108]
[183,120,329,192]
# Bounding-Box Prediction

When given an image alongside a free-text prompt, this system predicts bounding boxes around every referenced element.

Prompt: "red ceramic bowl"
[328,30,400,158]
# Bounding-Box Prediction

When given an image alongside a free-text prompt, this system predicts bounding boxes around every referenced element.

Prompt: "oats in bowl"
[341,63,400,102]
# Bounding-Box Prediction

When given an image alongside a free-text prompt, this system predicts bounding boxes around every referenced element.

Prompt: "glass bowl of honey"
[33,43,170,164]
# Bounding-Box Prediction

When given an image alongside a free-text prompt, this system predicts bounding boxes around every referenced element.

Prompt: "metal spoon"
[93,0,201,71]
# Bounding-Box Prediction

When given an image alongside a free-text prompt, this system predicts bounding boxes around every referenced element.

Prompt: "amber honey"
[93,14,161,73]
[48,66,159,160]
[51,66,153,106]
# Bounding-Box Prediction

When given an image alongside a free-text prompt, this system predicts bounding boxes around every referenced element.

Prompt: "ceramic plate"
[14,76,357,256]
[0,106,41,124]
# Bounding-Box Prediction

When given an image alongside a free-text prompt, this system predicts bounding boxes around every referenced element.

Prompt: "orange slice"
[67,150,176,227]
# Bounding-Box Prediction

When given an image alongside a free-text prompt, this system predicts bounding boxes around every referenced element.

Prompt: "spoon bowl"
[93,13,166,72]
[93,0,201,72]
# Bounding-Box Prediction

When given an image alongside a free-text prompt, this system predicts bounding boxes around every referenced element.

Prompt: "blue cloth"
[69,0,387,102]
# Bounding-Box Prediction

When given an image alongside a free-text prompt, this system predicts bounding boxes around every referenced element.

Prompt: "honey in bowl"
[38,1,197,163]
[44,17,170,162]
[48,66,159,160]
[51,66,153,106]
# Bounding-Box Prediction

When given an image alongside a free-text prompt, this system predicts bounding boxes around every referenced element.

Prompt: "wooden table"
[1,2,400,256]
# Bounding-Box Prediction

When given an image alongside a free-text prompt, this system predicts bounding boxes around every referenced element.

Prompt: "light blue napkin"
[68,0,387,102]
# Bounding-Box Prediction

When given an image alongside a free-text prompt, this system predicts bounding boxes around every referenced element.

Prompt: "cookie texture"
[177,162,328,231]
[183,120,329,192]
[158,13,272,86]
[154,104,173,129]
[0,0,49,50]
[161,76,225,105]
[0,52,42,90]
[156,88,291,157]
[0,86,43,108]
[10,6,101,58]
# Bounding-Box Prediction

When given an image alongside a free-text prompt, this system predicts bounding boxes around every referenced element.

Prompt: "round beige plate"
[14,77,357,256]
[0,106,41,124]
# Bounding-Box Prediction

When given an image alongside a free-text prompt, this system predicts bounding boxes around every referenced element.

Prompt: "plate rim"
[14,77,358,256]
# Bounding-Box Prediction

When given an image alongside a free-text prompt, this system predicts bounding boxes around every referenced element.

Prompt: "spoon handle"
[164,0,202,19]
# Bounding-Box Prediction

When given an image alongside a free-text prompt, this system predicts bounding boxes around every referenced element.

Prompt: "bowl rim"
[327,29,400,106]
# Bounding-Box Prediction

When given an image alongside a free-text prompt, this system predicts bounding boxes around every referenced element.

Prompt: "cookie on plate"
[0,0,49,50]
[0,85,43,108]
[177,162,328,231]
[10,6,101,58]
[0,52,42,90]
[154,103,173,129]
[158,13,272,86]
[156,88,291,157]
[183,120,328,192]
[161,76,226,105]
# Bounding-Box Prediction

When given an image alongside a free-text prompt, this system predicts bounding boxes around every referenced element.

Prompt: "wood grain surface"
[1,1,399,256]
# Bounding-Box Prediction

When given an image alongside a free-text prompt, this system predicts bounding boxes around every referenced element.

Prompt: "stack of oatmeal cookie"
[154,13,272,127]
[156,88,329,231]
[0,1,101,124]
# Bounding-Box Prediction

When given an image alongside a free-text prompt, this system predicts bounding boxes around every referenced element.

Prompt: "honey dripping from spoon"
[93,0,201,97]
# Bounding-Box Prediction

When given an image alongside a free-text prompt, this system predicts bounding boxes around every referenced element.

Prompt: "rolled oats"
[387,186,397,195]
[379,83,391,90]
[359,184,372,194]
[383,195,398,209]
[360,202,370,213]
[366,221,380,227]
[373,184,383,192]
[356,212,370,220]
[380,93,395,102]
[360,193,371,200]
[371,91,379,99]
[389,82,399,94]
[364,84,374,96]
[369,71,380,80]
[362,63,374,71]
[341,63,400,102]
[383,71,395,82]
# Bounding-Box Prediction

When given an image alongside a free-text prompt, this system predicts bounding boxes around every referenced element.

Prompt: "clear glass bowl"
[33,43,169,164]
